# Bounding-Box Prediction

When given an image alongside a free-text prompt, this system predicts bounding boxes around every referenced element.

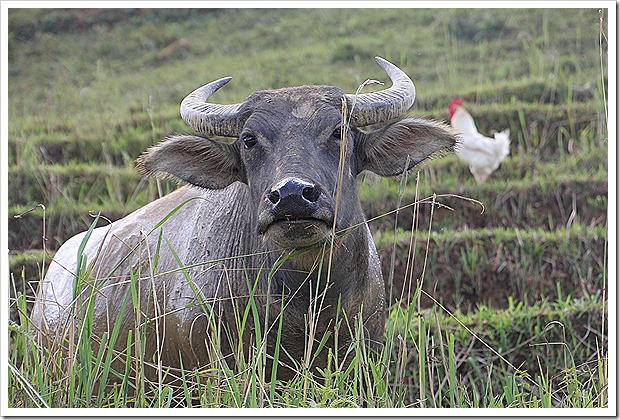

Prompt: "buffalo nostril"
[302,186,321,203]
[267,190,280,204]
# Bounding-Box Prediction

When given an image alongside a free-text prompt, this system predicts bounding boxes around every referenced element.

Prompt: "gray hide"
[31,57,457,382]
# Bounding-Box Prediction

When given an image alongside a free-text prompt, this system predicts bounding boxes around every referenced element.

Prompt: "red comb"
[448,97,464,120]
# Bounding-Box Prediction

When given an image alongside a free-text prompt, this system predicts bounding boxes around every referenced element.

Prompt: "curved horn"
[345,57,416,127]
[180,76,245,137]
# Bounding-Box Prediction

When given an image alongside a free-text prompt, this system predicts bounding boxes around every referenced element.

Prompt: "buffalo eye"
[332,126,343,140]
[242,134,257,149]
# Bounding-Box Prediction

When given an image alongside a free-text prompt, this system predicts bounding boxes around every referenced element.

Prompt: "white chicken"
[448,98,511,184]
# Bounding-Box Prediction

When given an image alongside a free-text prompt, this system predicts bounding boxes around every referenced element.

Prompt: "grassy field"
[6,7,609,409]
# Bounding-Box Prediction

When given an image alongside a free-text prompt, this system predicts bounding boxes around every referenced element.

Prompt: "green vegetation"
[7,7,608,409]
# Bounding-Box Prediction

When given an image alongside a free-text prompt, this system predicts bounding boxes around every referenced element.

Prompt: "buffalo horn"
[345,56,416,127]
[180,76,245,137]
[180,57,416,137]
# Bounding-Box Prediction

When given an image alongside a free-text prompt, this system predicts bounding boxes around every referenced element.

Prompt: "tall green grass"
[8,173,607,409]
[7,7,609,411]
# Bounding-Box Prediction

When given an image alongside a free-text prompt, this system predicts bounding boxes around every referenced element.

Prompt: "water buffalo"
[31,57,457,383]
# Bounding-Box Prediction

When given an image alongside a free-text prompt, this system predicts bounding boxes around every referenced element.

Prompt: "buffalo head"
[136,57,456,249]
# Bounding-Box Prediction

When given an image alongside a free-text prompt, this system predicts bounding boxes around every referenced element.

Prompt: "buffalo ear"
[135,135,246,189]
[356,117,457,177]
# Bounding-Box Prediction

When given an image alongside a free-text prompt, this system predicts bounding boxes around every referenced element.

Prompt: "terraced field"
[7,7,609,408]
